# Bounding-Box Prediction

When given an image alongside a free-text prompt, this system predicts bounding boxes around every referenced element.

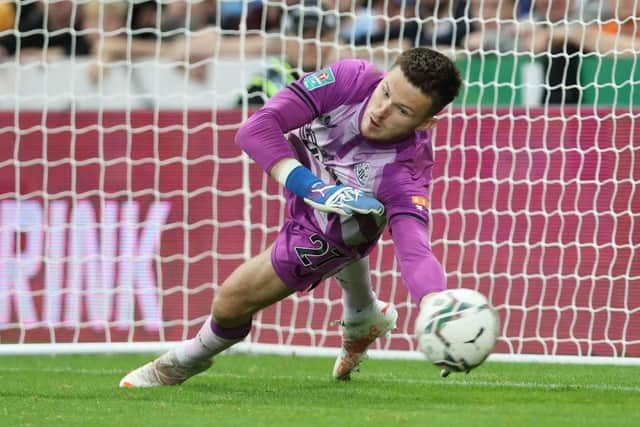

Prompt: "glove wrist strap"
[285,165,324,198]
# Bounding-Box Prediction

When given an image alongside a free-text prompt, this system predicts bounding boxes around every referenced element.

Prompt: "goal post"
[0,1,639,364]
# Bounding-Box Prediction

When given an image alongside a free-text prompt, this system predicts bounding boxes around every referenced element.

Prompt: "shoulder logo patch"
[302,68,336,91]
[354,162,371,186]
[411,195,430,211]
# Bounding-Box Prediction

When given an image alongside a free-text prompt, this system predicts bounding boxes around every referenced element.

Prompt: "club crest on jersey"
[320,114,336,128]
[303,68,335,91]
[354,162,371,186]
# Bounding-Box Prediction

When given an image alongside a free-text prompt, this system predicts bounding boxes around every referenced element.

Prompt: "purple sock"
[211,319,252,340]
[175,316,251,365]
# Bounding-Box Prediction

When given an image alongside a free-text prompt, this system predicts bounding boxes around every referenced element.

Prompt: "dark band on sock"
[210,318,252,340]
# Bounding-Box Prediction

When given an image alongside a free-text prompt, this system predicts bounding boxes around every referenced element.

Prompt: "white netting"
[0,0,639,361]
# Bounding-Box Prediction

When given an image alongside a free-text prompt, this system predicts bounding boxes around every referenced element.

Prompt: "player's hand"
[303,183,384,216]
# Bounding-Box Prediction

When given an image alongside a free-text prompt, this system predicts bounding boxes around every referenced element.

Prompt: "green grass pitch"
[1,353,638,427]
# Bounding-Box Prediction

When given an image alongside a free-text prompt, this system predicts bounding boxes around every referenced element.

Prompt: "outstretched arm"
[389,214,446,304]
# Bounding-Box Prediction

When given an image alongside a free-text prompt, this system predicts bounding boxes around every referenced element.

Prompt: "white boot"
[119,350,212,388]
[332,300,398,380]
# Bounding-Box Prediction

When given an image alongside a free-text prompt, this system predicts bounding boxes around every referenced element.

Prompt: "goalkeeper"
[120,47,462,387]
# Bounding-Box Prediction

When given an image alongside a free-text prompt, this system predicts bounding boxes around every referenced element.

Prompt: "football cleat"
[332,300,398,380]
[119,350,212,388]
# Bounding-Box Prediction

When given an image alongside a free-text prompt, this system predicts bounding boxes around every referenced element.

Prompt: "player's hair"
[393,47,462,117]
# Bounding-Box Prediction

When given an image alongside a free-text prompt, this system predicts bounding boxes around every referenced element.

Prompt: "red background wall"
[1,109,638,357]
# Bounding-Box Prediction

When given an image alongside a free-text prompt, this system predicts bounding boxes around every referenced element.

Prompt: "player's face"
[361,67,436,142]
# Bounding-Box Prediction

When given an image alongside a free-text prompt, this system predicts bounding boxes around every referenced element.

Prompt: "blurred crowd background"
[0,0,638,107]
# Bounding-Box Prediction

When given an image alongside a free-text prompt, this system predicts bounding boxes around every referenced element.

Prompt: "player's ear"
[416,116,437,132]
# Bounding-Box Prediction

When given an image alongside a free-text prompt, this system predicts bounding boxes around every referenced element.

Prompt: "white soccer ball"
[415,288,499,374]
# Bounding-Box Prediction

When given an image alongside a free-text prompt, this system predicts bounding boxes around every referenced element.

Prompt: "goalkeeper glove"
[303,182,384,216]
[285,165,384,217]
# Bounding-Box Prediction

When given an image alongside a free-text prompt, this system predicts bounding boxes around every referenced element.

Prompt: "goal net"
[1,0,639,363]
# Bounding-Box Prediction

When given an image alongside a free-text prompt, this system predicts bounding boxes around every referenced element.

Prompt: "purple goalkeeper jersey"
[239,59,432,254]
[235,59,445,301]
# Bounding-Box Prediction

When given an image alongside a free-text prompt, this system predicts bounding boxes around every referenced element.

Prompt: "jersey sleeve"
[235,59,381,174]
[375,162,432,226]
[288,59,381,116]
[234,87,315,173]
[389,214,446,303]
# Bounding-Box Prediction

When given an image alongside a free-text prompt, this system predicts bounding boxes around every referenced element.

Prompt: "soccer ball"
[415,288,499,375]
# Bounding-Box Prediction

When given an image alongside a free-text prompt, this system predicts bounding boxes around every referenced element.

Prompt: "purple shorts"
[271,219,357,292]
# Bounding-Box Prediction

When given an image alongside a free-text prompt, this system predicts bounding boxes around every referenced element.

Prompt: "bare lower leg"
[176,246,293,365]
